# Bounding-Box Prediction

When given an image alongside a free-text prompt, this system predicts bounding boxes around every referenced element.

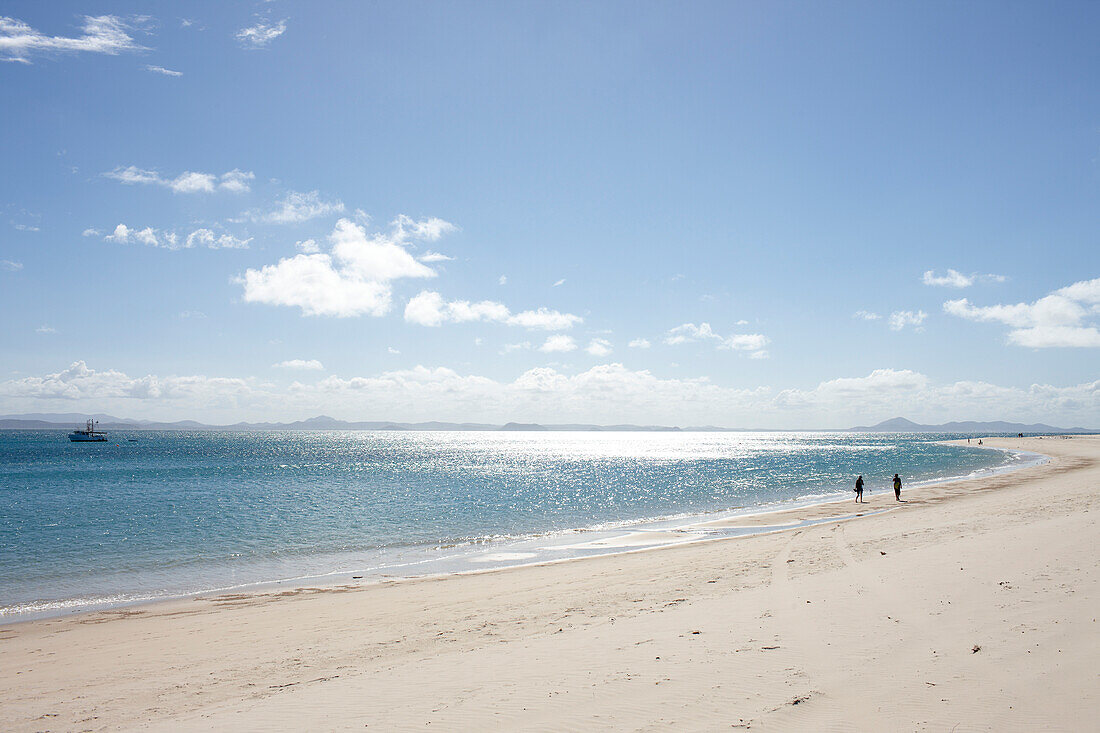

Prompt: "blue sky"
[1,1,1097,427]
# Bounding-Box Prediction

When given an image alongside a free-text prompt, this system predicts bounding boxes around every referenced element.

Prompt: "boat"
[69,418,108,442]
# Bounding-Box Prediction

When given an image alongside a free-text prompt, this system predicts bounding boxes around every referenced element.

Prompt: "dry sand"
[2,436,1097,731]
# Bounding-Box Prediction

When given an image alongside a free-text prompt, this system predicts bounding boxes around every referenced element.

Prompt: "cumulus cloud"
[185,229,251,249]
[539,335,577,353]
[664,322,721,345]
[295,239,320,254]
[145,64,182,77]
[498,275,507,285]
[922,269,973,288]
[248,190,345,224]
[239,217,446,317]
[721,333,769,352]
[0,259,22,271]
[586,338,613,356]
[944,277,1100,348]
[104,224,250,250]
[405,291,582,330]
[888,310,928,331]
[104,166,254,194]
[391,214,456,241]
[628,338,651,349]
[0,15,146,63]
[235,19,286,49]
[273,359,324,371]
[853,310,881,321]
[2,362,1097,428]
[665,322,769,357]
[0,361,257,406]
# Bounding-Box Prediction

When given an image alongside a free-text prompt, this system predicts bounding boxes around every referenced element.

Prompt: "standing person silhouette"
[855,475,865,503]
[893,473,903,501]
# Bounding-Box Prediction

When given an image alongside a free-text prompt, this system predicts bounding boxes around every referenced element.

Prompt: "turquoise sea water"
[0,430,1030,620]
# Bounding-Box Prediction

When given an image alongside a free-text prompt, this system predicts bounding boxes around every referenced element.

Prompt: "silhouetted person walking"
[855,475,865,503]
[893,473,903,501]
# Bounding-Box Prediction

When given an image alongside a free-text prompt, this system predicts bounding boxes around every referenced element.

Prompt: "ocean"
[0,430,1035,621]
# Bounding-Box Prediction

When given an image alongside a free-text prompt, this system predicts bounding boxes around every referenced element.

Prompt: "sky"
[0,1,1097,428]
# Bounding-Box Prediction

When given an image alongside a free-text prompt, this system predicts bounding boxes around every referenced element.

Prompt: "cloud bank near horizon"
[2,361,1095,429]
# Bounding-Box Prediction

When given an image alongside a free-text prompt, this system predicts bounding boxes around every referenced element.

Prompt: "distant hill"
[2,413,1093,434]
[847,416,1093,434]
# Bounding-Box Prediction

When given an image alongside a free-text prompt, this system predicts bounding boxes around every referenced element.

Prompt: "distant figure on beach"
[893,473,903,501]
[855,475,865,503]
[978,439,983,445]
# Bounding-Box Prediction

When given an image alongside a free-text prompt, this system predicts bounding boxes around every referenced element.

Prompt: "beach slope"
[2,436,1097,731]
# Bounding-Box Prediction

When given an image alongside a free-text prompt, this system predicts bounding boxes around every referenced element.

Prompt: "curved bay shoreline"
[2,436,1096,731]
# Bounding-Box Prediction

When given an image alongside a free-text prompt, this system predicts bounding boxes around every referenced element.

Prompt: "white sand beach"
[2,436,1097,731]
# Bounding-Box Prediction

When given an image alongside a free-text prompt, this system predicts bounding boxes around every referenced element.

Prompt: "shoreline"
[1,439,1043,625]
[3,436,1096,731]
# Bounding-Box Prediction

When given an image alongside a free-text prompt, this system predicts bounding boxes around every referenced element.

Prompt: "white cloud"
[13,223,39,231]
[539,335,577,353]
[36,325,56,334]
[944,277,1100,348]
[388,347,400,355]
[0,260,22,271]
[185,229,251,250]
[664,322,721,345]
[273,359,324,371]
[923,269,1007,288]
[2,362,1097,429]
[248,190,345,224]
[0,15,146,63]
[498,275,507,285]
[628,338,651,349]
[552,278,566,287]
[922,269,974,288]
[178,310,206,319]
[888,310,927,331]
[239,217,445,317]
[0,361,258,410]
[104,224,250,250]
[586,338,613,356]
[405,291,509,327]
[418,251,453,263]
[81,228,100,237]
[501,342,531,353]
[391,214,456,241]
[145,64,182,77]
[104,165,254,194]
[853,310,881,321]
[239,253,391,318]
[235,19,286,49]
[665,322,769,357]
[405,291,582,330]
[721,333,770,352]
[295,239,320,254]
[506,308,583,330]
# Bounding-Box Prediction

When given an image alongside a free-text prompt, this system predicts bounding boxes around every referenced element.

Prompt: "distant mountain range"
[0,413,1094,434]
[845,416,1093,434]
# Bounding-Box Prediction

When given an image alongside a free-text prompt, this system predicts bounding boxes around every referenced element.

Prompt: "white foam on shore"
[0,442,1051,625]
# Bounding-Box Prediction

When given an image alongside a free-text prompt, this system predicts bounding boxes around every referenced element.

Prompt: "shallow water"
[0,430,1026,619]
